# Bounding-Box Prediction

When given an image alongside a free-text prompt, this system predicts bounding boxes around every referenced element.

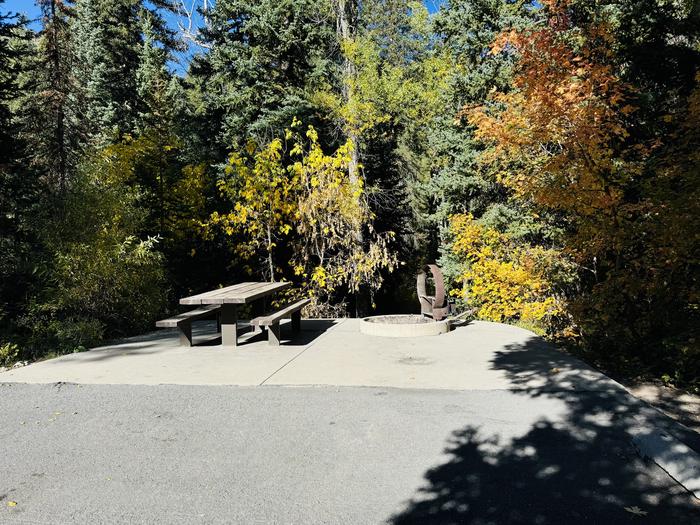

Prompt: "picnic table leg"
[291,311,301,332]
[220,304,238,347]
[178,320,193,347]
[250,299,265,336]
[268,322,281,346]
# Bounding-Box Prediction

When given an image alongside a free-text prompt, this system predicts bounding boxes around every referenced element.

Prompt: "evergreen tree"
[190,0,336,151]
[426,0,535,226]
[135,10,175,135]
[420,0,542,282]
[20,0,81,192]
[72,0,179,145]
[0,3,21,167]
[0,4,38,343]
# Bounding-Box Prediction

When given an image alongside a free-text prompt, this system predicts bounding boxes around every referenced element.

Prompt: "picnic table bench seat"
[251,298,311,345]
[156,283,307,347]
[156,304,221,347]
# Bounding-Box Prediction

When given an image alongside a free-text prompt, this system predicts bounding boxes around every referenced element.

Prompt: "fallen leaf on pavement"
[7,501,17,507]
[624,506,648,516]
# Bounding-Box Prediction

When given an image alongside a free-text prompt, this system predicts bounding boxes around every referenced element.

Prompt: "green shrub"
[0,342,19,367]
[20,149,168,359]
[25,317,104,355]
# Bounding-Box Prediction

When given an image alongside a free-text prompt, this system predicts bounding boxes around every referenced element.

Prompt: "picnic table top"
[179,281,290,305]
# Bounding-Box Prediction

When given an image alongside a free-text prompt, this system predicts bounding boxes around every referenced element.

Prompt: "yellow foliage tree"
[449,214,563,329]
[210,138,299,280]
[290,124,397,310]
[210,120,397,311]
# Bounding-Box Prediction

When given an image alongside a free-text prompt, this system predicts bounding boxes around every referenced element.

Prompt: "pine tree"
[72,0,179,145]
[426,0,535,222]
[19,0,81,192]
[135,9,178,135]
[0,3,42,339]
[0,3,22,168]
[421,0,541,280]
[190,0,336,150]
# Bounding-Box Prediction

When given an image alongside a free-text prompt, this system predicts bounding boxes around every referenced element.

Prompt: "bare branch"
[175,0,212,50]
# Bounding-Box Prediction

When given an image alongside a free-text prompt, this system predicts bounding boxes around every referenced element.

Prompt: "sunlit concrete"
[1,319,622,391]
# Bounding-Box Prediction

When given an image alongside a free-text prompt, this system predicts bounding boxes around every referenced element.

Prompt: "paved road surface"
[2,383,699,524]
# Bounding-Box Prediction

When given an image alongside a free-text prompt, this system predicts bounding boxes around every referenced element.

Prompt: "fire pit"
[359,264,456,337]
[359,314,450,337]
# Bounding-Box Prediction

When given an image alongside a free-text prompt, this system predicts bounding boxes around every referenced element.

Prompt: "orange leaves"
[465,12,641,224]
[489,29,519,55]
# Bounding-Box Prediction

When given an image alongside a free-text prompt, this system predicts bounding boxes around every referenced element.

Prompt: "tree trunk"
[47,0,67,193]
[335,1,371,317]
[335,0,360,184]
[266,223,275,282]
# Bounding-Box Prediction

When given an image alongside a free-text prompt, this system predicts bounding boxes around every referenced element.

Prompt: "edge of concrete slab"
[631,421,700,500]
[620,386,700,493]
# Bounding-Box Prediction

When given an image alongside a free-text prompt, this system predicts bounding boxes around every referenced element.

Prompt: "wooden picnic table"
[179,281,290,347]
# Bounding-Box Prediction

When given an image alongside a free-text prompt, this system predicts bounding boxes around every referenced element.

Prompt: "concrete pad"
[266,320,622,392]
[0,319,622,393]
[632,421,700,498]
[0,320,340,386]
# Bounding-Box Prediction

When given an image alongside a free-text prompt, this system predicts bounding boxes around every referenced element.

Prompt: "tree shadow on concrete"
[390,337,700,524]
[69,320,340,363]
[229,319,340,347]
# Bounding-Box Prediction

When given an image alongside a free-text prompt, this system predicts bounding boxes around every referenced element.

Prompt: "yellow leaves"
[289,126,396,296]
[311,266,328,288]
[317,30,452,143]
[450,214,562,325]
[245,140,256,156]
[208,133,304,270]
[305,126,318,142]
[208,118,395,294]
[290,143,304,157]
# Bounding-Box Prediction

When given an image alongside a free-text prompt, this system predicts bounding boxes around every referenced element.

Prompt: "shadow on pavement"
[57,319,340,364]
[226,319,340,347]
[390,337,700,524]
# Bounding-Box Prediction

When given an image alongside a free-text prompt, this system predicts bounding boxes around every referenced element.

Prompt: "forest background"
[1,0,698,391]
